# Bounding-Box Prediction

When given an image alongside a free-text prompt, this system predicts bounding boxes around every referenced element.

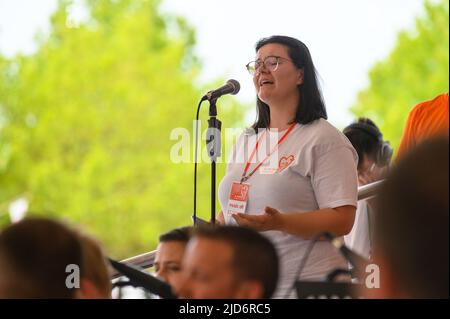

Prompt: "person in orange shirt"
[397,92,449,158]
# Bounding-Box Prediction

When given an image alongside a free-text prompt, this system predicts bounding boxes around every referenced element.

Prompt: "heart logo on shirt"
[278,155,295,172]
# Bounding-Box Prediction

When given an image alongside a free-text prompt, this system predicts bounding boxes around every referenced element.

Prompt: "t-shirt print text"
[260,154,296,174]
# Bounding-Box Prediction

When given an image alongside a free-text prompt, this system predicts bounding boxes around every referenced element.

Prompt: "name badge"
[260,166,278,174]
[226,182,250,216]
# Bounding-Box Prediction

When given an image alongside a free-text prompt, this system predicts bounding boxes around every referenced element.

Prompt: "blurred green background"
[0,0,448,259]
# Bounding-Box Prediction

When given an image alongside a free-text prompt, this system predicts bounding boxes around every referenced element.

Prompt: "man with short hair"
[154,226,192,287]
[174,225,279,299]
[0,218,83,298]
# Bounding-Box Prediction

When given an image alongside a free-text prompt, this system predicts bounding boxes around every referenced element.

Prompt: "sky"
[0,0,426,128]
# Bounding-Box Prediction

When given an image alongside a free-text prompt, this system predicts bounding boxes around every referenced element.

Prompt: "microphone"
[109,258,177,299]
[322,232,370,280]
[204,79,240,101]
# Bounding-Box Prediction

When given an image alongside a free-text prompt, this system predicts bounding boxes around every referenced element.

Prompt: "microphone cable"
[283,232,325,299]
[192,80,239,226]
[193,96,207,226]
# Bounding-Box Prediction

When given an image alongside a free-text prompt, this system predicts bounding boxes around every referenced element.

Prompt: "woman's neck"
[268,96,299,131]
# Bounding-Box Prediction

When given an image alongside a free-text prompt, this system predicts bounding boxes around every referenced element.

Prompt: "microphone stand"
[205,97,221,224]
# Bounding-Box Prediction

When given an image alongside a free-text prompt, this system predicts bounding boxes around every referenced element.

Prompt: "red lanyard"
[241,122,297,183]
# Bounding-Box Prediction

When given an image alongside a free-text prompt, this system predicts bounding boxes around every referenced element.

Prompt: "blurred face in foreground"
[154,241,187,288]
[174,237,262,299]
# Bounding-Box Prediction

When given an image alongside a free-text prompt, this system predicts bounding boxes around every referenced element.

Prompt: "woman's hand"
[231,206,284,232]
[216,211,225,225]
[358,164,389,186]
[232,205,355,238]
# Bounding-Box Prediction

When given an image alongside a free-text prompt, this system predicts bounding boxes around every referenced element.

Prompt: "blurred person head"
[154,226,192,287]
[370,137,449,298]
[175,225,279,299]
[0,218,82,298]
[76,231,112,298]
[343,117,393,185]
[247,35,327,130]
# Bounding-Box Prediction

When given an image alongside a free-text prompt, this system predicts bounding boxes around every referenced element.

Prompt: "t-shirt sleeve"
[397,106,418,160]
[310,144,358,209]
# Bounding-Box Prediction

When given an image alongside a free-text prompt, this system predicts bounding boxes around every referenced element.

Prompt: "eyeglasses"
[245,56,293,76]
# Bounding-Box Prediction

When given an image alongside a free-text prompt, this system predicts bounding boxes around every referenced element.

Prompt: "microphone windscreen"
[227,79,240,95]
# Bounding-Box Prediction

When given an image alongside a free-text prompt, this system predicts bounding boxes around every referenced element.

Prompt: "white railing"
[111,180,385,278]
[357,180,384,201]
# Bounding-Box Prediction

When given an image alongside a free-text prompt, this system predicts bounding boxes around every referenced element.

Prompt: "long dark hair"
[252,35,327,130]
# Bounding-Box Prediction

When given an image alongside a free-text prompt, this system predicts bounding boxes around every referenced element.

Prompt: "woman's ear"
[297,69,304,85]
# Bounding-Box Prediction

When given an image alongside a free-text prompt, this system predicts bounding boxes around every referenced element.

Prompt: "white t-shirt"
[218,118,358,298]
[344,200,372,259]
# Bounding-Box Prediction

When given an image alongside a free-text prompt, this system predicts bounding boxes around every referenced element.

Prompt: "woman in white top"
[217,36,358,298]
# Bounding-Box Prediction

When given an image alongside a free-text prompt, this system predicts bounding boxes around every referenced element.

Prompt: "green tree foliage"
[351,0,449,154]
[0,0,245,258]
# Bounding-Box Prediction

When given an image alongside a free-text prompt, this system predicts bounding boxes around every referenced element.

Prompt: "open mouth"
[260,80,274,86]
